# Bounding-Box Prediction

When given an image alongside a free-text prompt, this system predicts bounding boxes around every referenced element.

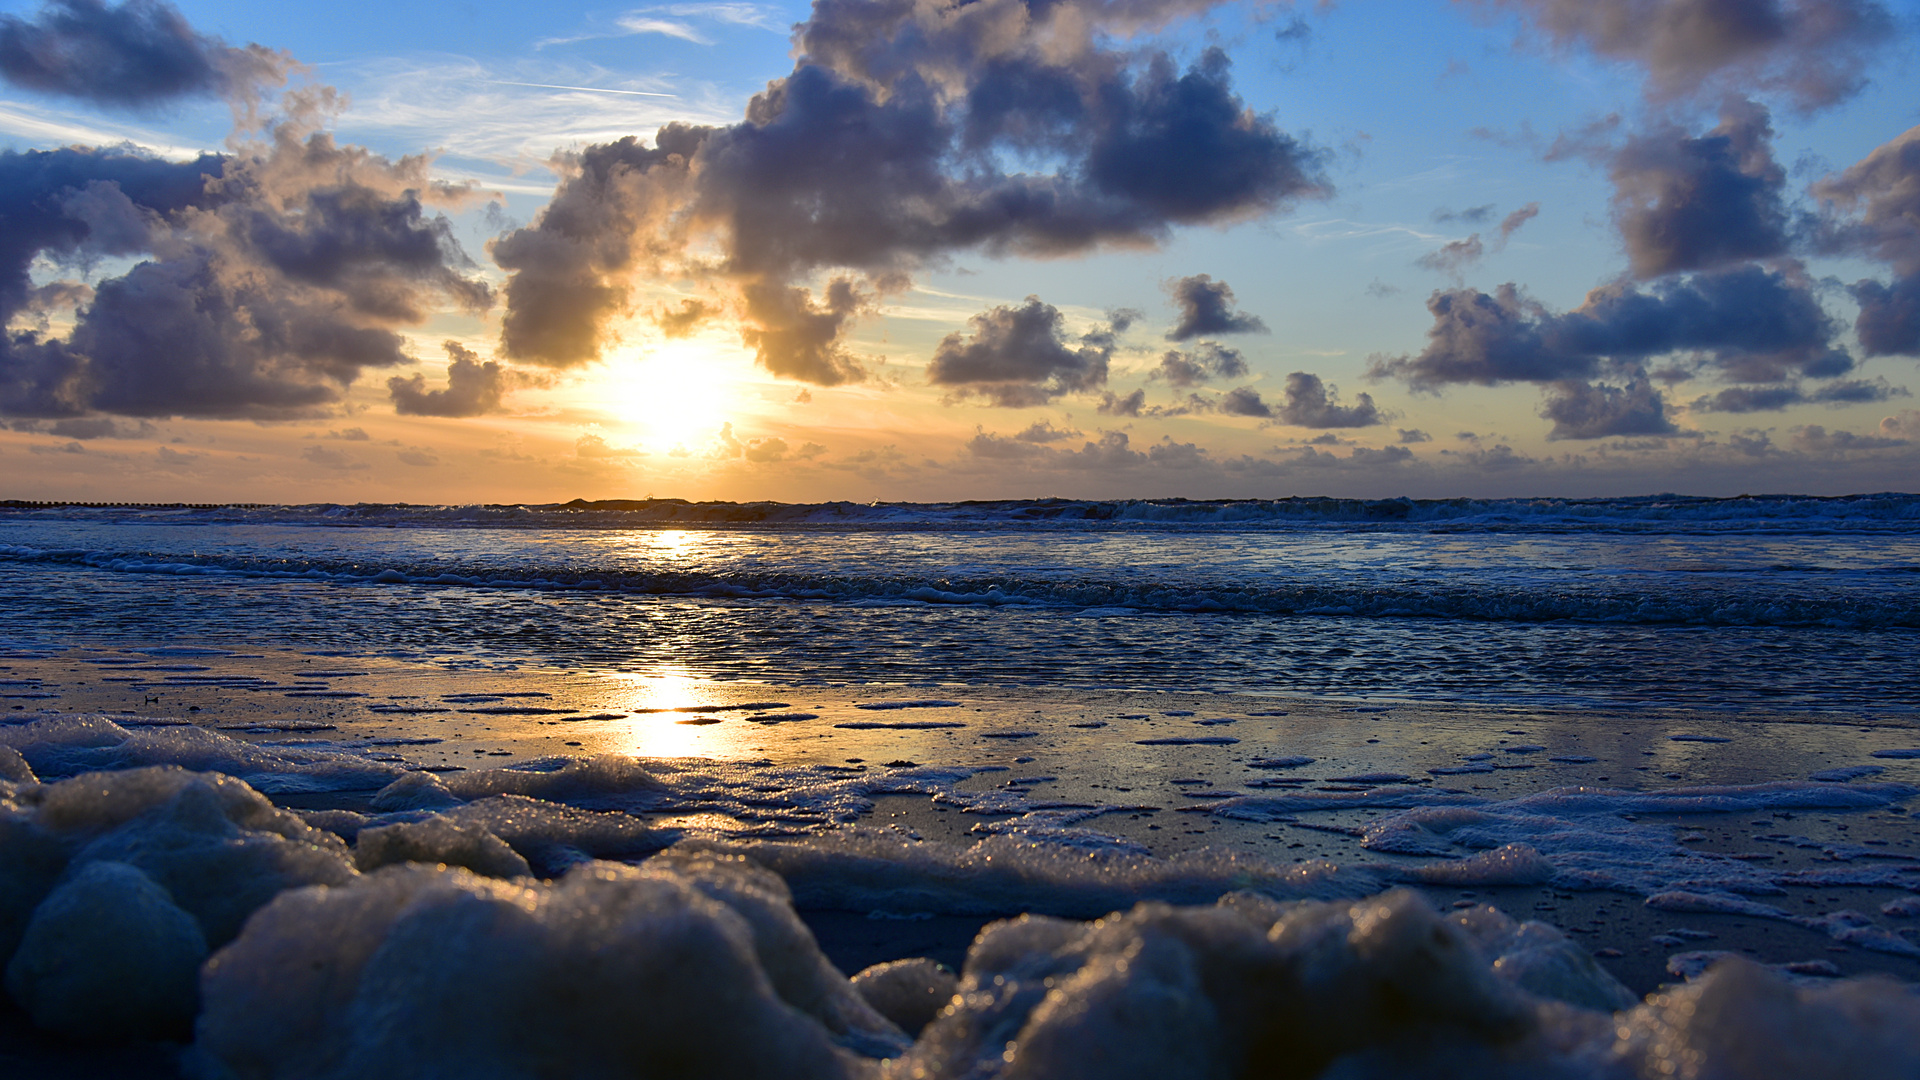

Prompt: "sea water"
[3,495,1920,1077]
[3,494,1918,709]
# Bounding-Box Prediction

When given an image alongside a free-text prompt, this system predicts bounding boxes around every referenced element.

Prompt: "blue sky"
[2,0,1918,502]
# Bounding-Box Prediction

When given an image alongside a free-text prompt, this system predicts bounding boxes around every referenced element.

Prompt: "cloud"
[1165,274,1269,340]
[1689,378,1907,412]
[966,428,1150,470]
[1416,234,1484,278]
[1465,0,1896,111]
[927,297,1113,407]
[1539,376,1678,439]
[612,16,712,44]
[1096,389,1146,416]
[388,342,544,418]
[396,449,438,466]
[37,416,151,439]
[744,436,788,462]
[494,1,1328,381]
[1151,342,1248,386]
[300,443,366,470]
[576,432,642,458]
[1370,264,1850,391]
[1276,371,1383,428]
[1881,409,1920,439]
[1813,125,1920,356]
[656,298,712,338]
[0,112,493,420]
[1496,202,1539,246]
[1792,423,1906,453]
[1218,385,1272,417]
[1432,204,1496,225]
[326,426,369,440]
[1398,428,1432,443]
[1847,276,1920,358]
[1417,202,1539,276]
[1014,419,1081,443]
[0,0,294,113]
[1609,99,1789,278]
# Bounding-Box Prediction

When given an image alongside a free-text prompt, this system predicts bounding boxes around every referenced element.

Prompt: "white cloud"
[612,16,712,44]
[330,56,734,169]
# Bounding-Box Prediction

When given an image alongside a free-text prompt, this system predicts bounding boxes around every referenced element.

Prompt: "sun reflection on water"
[600,667,737,759]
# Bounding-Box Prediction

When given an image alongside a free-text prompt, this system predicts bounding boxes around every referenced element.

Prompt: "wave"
[5,492,1920,533]
[3,542,1914,629]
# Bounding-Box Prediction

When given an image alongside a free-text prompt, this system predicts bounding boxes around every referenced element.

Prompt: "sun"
[606,338,742,451]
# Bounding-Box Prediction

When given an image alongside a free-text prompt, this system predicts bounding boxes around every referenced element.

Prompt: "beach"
[3,500,1920,1076]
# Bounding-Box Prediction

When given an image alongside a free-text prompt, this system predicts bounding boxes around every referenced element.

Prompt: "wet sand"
[4,641,1920,1032]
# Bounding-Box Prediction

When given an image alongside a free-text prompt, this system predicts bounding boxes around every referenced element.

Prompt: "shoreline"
[5,643,1920,1074]
[5,645,1920,975]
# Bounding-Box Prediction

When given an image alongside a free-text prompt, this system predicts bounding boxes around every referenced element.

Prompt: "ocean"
[3,494,1919,1077]
[4,493,1918,710]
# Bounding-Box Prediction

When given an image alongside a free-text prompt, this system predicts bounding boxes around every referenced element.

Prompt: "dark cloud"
[1538,376,1678,439]
[1813,125,1920,356]
[1096,388,1146,416]
[1218,385,1272,417]
[1419,202,1539,276]
[300,443,365,470]
[1433,204,1496,225]
[1398,428,1433,443]
[490,127,708,370]
[1014,419,1081,443]
[1152,341,1248,386]
[1690,378,1907,412]
[1276,371,1383,428]
[1370,264,1850,391]
[1610,99,1789,278]
[1165,273,1269,340]
[496,0,1327,380]
[1416,234,1484,278]
[6,415,154,438]
[967,427,1211,471]
[656,298,713,338]
[927,296,1113,407]
[1793,423,1907,453]
[1496,202,1540,246]
[0,0,293,112]
[1848,276,1920,357]
[0,125,492,419]
[1467,0,1896,111]
[389,342,543,418]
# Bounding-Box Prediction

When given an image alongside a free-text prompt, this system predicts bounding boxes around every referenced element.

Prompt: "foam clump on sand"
[1610,957,1920,1080]
[7,860,208,1039]
[0,764,355,1038]
[353,816,533,879]
[195,857,909,1080]
[680,830,1396,919]
[2,754,1918,1076]
[1,714,404,792]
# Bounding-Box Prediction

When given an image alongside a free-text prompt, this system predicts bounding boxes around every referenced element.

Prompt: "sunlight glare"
[608,339,737,451]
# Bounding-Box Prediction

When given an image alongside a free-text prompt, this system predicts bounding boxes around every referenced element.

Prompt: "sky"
[1,0,1918,503]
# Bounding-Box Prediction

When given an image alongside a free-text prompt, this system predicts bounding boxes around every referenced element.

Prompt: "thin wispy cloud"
[485,80,675,98]
[538,4,784,48]
[610,17,710,45]
[327,57,729,168]
[0,100,207,159]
